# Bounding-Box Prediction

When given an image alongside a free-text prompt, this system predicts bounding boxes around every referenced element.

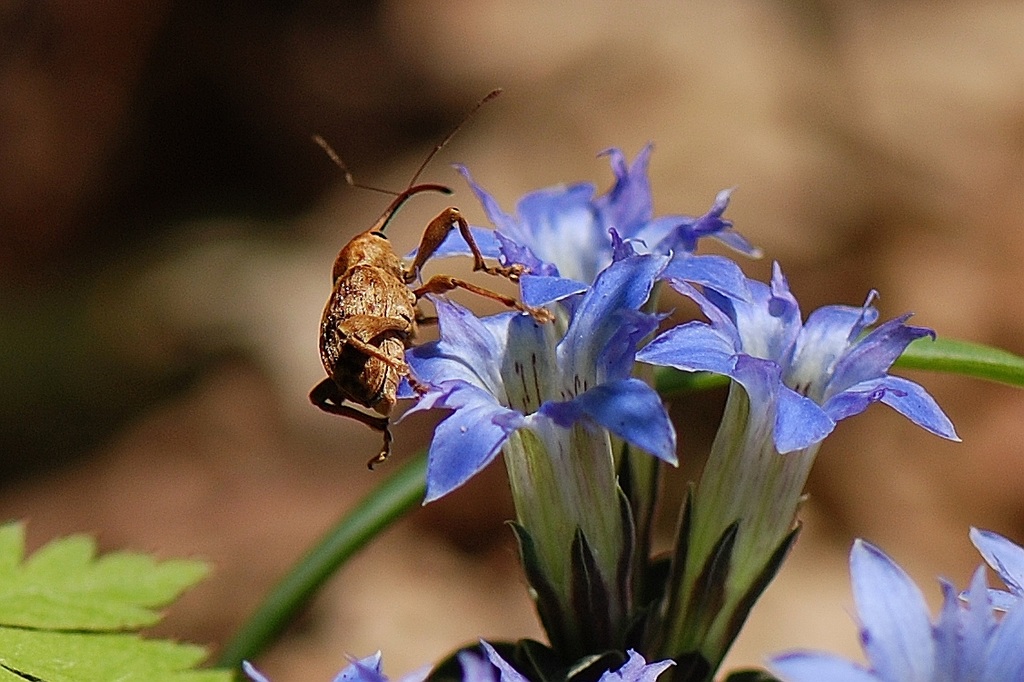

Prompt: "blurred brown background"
[1,1,1023,678]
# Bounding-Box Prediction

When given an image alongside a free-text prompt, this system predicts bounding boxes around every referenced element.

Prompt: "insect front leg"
[404,208,527,284]
[309,378,393,468]
[413,275,554,323]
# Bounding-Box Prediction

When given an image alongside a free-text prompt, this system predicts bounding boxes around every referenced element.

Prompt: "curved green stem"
[217,452,427,671]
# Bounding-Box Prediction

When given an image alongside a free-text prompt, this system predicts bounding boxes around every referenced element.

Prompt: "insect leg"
[309,378,393,468]
[413,275,554,323]
[404,208,527,284]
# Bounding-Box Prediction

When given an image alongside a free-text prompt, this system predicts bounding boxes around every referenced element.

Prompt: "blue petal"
[480,641,530,682]
[404,224,501,262]
[423,383,523,502]
[494,230,556,277]
[520,274,588,307]
[971,527,1024,597]
[242,662,272,682]
[598,649,674,682]
[539,378,677,465]
[335,652,386,682]
[850,540,935,681]
[786,302,878,395]
[933,580,960,677]
[594,145,654,238]
[827,315,933,395]
[958,567,996,677]
[558,253,668,381]
[403,297,513,400]
[875,376,959,440]
[983,600,1024,679]
[457,650,500,682]
[769,653,879,682]
[774,385,835,453]
[635,321,736,376]
[661,253,751,301]
[455,164,521,236]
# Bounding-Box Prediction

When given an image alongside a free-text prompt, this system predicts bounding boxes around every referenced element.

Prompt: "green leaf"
[0,522,208,631]
[895,336,1024,387]
[0,522,231,682]
[0,629,227,682]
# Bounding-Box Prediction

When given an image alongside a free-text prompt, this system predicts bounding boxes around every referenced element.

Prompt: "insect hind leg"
[309,378,394,469]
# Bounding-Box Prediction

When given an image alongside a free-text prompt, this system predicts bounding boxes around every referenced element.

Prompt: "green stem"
[216,452,427,671]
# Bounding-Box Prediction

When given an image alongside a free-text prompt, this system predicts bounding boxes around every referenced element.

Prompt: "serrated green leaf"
[0,627,231,682]
[0,523,230,682]
[0,521,208,631]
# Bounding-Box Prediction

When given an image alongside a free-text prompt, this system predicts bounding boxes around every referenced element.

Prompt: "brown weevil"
[309,90,551,468]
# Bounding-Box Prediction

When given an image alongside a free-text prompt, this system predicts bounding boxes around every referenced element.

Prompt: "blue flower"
[401,252,676,502]
[970,527,1024,611]
[769,539,1024,682]
[636,261,958,452]
[243,652,429,682]
[424,146,757,306]
[400,252,676,655]
[640,263,958,672]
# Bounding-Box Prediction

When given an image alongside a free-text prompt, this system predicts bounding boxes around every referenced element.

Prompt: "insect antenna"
[313,88,503,234]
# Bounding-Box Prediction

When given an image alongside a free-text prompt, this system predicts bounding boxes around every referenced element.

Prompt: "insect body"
[310,94,550,467]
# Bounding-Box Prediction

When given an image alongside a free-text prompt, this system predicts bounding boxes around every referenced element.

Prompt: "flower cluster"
[389,146,961,677]
[770,532,1024,681]
[245,144,988,682]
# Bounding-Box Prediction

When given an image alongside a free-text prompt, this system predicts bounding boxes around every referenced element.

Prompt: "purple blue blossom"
[399,252,676,655]
[639,262,958,672]
[423,146,757,306]
[400,252,676,502]
[769,539,1024,682]
[970,527,1024,611]
[637,262,958,453]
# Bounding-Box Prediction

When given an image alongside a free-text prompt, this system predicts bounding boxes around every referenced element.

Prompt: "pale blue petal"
[635,321,736,376]
[982,600,1024,680]
[423,383,523,502]
[520,274,588,307]
[558,253,668,382]
[769,652,880,682]
[405,224,502,262]
[403,296,512,399]
[480,641,530,682]
[828,316,933,395]
[850,540,935,682]
[971,528,1024,597]
[958,567,996,678]
[456,650,499,682]
[661,253,751,301]
[242,662,272,682]
[786,302,877,398]
[595,145,654,237]
[875,376,959,440]
[335,652,386,682]
[774,385,835,453]
[455,165,521,237]
[598,650,674,682]
[539,378,677,464]
[933,580,960,678]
